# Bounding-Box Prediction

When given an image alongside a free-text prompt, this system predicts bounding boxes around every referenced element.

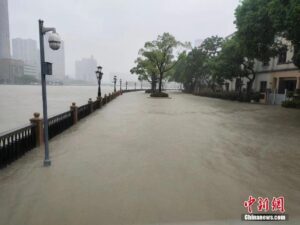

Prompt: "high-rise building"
[0,0,25,83]
[0,58,24,83]
[75,56,97,82]
[12,38,40,77]
[44,34,66,80]
[0,0,11,59]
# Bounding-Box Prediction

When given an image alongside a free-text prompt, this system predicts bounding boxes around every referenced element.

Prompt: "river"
[0,85,116,133]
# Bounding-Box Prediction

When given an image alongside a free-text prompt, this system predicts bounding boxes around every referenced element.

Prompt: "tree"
[200,36,224,58]
[199,36,224,90]
[130,57,158,92]
[235,0,300,68]
[268,0,300,67]
[213,37,245,92]
[169,36,225,93]
[136,33,186,93]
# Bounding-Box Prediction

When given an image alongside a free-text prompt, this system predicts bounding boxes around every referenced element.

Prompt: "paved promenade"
[0,91,300,225]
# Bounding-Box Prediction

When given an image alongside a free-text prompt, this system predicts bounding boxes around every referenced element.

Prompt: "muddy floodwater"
[0,91,299,225]
[0,85,115,133]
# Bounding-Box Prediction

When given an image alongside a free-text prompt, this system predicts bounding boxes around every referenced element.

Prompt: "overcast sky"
[9,0,240,82]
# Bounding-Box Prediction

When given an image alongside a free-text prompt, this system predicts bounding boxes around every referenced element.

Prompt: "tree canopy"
[235,0,300,67]
[131,33,188,92]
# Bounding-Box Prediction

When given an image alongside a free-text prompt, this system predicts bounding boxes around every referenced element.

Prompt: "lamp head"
[48,32,61,50]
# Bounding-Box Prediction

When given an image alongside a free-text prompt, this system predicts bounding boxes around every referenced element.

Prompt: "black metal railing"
[78,104,91,120]
[48,111,74,139]
[93,100,100,110]
[0,124,36,168]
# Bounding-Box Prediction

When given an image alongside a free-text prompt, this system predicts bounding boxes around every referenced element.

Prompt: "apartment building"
[224,39,300,104]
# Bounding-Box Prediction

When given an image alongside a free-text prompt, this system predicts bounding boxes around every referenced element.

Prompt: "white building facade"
[224,39,300,104]
[12,38,40,78]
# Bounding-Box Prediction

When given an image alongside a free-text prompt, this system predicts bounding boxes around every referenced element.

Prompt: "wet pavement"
[0,91,299,225]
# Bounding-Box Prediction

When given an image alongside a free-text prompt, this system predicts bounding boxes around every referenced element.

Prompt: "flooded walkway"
[0,92,300,225]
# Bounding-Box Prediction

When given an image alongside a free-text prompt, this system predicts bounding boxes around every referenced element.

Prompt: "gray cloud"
[9,0,240,82]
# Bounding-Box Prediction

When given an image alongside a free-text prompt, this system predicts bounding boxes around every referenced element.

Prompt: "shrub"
[282,99,300,109]
[150,92,169,98]
[195,90,260,103]
[145,89,152,94]
[286,91,294,98]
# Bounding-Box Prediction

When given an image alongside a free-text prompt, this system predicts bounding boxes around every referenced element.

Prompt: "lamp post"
[120,79,122,91]
[38,19,61,167]
[95,66,103,97]
[113,75,117,92]
[126,81,128,90]
[134,82,136,90]
[141,80,143,89]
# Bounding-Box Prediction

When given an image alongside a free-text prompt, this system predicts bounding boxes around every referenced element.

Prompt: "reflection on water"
[0,85,114,132]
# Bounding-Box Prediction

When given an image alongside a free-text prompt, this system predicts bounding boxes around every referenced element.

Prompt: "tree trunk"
[158,73,163,93]
[247,73,256,94]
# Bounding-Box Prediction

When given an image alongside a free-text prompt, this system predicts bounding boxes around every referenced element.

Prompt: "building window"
[278,79,297,94]
[277,49,287,64]
[260,81,267,92]
[225,82,229,92]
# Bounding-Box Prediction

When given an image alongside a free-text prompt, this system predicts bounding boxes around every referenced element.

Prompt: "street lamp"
[126,81,128,90]
[134,82,136,90]
[113,75,117,92]
[95,66,103,97]
[120,79,122,91]
[38,19,61,167]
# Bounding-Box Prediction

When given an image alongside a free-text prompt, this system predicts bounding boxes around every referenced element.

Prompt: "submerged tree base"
[150,92,169,98]
[145,89,153,94]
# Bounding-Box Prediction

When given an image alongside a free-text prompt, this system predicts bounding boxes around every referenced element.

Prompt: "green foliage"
[282,99,300,109]
[130,57,158,91]
[200,36,224,58]
[195,90,260,102]
[169,36,224,92]
[135,33,188,93]
[213,37,244,81]
[235,0,278,62]
[235,0,300,68]
[150,92,169,98]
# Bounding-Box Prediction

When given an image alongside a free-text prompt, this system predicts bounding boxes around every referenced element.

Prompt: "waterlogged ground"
[0,92,299,225]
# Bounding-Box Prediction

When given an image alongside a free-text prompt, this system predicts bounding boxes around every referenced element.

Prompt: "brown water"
[0,85,114,133]
[0,92,299,225]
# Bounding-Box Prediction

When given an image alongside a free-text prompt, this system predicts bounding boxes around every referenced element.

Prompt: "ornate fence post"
[97,96,102,108]
[103,94,107,105]
[88,98,93,113]
[30,112,43,146]
[70,102,78,124]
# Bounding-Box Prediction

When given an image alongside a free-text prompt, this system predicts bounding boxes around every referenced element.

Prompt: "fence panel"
[0,124,36,168]
[93,100,100,110]
[78,104,91,120]
[48,111,74,139]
